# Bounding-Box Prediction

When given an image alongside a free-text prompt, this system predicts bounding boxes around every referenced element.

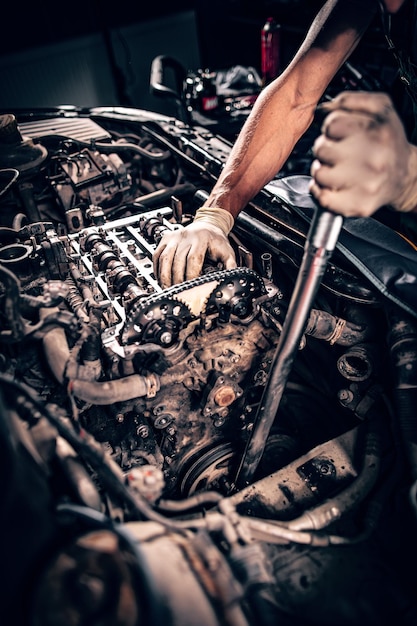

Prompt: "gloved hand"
[153,206,237,288]
[309,91,417,217]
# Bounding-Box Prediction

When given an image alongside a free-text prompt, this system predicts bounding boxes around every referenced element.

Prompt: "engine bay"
[1,105,416,626]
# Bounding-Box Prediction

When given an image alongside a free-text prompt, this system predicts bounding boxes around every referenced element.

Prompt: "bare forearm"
[203,0,377,218]
[205,82,317,217]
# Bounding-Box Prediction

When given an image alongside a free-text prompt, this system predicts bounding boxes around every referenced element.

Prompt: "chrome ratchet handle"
[233,204,344,491]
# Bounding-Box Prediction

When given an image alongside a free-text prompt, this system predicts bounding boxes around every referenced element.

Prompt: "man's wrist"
[193,206,235,235]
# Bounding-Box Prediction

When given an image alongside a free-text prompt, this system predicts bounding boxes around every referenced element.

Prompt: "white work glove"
[153,206,237,288]
[309,91,417,217]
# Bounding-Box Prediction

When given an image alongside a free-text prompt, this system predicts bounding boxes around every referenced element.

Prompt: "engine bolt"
[137,424,150,438]
[160,331,173,344]
[338,388,354,406]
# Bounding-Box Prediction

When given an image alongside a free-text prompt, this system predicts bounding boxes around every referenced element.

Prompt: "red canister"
[261,17,281,86]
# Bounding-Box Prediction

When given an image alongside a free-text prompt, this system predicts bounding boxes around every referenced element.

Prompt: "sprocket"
[121,295,194,347]
[204,267,267,321]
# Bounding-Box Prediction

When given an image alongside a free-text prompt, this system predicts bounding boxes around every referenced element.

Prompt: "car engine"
[0,105,416,626]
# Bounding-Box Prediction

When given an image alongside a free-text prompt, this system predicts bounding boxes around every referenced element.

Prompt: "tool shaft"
[234,206,343,490]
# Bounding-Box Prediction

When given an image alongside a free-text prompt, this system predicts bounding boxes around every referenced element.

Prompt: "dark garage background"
[0,1,395,115]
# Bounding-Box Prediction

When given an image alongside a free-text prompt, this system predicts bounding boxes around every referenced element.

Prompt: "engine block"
[7,204,281,498]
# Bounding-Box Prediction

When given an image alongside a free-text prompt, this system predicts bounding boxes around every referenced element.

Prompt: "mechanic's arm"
[309,90,417,216]
[153,0,377,288]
